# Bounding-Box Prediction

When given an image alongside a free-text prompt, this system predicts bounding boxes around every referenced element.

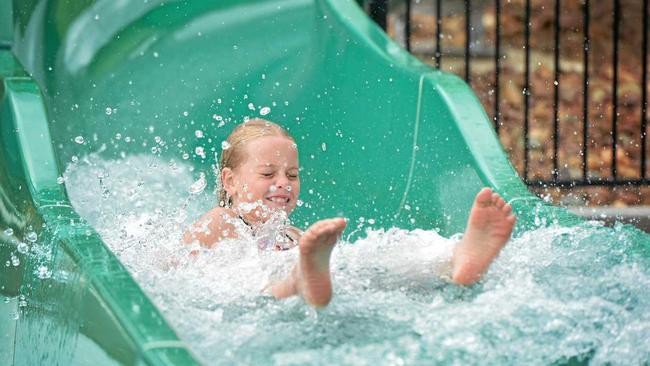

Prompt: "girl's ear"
[222,167,235,196]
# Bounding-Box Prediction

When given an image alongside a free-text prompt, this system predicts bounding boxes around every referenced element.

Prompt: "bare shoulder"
[183,206,239,247]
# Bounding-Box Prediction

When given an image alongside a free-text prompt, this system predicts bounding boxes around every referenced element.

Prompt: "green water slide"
[0,0,614,364]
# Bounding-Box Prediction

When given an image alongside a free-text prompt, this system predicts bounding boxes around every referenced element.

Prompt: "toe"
[315,220,330,231]
[323,219,344,235]
[503,204,512,215]
[476,188,493,205]
[491,192,500,205]
[496,197,506,209]
[330,218,347,231]
[323,222,337,235]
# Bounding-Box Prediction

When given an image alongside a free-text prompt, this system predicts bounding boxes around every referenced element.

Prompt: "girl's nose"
[275,175,289,188]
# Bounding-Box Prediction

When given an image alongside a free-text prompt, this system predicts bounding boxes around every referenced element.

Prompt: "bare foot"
[296,218,347,307]
[452,188,516,285]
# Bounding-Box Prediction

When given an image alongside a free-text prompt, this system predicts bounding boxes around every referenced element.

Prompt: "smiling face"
[222,135,300,222]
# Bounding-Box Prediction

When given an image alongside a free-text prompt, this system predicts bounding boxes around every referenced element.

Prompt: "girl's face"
[223,135,300,221]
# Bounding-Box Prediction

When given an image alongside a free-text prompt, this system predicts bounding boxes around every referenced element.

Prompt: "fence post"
[368,0,388,31]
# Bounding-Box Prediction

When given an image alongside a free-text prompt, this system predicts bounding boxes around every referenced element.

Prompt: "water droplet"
[183,111,189,117]
[105,107,113,115]
[195,130,204,138]
[195,146,206,159]
[57,176,65,184]
[212,114,223,121]
[247,102,255,111]
[3,228,13,236]
[368,219,376,224]
[74,136,84,144]
[260,106,271,116]
[321,143,327,151]
[286,186,292,192]
[269,185,277,193]
[36,265,51,279]
[153,51,159,58]
[182,152,190,160]
[296,200,304,207]
[221,141,231,150]
[11,254,19,267]
[71,156,79,163]
[26,232,37,242]
[17,242,28,254]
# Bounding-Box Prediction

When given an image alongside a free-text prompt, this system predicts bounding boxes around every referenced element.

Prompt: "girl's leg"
[271,218,347,307]
[452,188,516,285]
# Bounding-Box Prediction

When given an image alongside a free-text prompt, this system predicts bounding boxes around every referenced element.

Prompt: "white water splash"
[65,155,650,365]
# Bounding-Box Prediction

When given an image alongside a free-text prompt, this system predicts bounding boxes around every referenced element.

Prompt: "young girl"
[183,119,516,307]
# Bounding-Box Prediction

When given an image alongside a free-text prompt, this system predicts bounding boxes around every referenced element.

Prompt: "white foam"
[65,154,650,365]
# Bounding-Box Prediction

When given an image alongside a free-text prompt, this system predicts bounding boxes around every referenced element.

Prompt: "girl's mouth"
[267,196,290,204]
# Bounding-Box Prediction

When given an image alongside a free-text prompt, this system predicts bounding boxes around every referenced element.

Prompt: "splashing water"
[188,172,207,195]
[65,155,650,365]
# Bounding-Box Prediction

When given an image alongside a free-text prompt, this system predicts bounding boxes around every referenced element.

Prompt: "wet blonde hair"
[219,118,296,206]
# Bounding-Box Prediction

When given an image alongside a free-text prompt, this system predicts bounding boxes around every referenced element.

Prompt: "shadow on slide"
[1,0,646,364]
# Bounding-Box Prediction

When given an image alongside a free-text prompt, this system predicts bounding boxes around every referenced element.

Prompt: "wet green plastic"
[1,0,637,364]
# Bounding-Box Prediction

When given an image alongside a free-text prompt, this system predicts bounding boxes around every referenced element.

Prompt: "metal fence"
[367,0,649,188]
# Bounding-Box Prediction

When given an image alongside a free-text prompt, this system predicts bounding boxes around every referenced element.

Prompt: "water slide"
[1,0,645,364]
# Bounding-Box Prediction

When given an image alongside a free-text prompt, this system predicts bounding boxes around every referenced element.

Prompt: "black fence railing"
[367,0,649,189]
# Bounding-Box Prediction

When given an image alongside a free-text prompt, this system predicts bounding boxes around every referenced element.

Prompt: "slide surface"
[1,0,645,364]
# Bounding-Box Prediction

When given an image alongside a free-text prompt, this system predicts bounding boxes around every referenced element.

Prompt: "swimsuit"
[239,215,299,251]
